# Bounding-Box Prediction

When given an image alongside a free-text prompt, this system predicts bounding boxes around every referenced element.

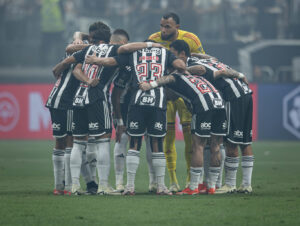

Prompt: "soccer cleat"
[53,189,64,195]
[86,181,98,195]
[237,185,253,194]
[176,187,199,195]
[207,187,215,195]
[63,190,71,196]
[198,183,207,194]
[71,184,85,195]
[169,183,180,193]
[97,185,121,195]
[157,186,172,195]
[215,184,236,194]
[116,184,125,192]
[148,183,157,193]
[122,186,135,196]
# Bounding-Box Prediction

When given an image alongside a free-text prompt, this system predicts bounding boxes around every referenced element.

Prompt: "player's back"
[167,73,224,113]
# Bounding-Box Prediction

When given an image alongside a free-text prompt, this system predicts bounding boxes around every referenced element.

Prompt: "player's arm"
[85,55,118,67]
[66,32,90,54]
[52,56,77,79]
[214,69,248,84]
[111,87,126,142]
[139,75,176,91]
[72,63,99,87]
[187,65,206,76]
[191,53,217,60]
[117,42,163,54]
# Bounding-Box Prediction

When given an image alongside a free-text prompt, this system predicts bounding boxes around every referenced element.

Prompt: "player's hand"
[73,39,83,45]
[86,51,98,64]
[116,125,126,143]
[52,64,63,79]
[139,82,152,91]
[87,78,99,87]
[241,76,249,85]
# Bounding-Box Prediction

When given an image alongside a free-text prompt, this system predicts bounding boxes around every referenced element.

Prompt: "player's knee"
[129,136,142,151]
[55,136,67,149]
[150,137,164,153]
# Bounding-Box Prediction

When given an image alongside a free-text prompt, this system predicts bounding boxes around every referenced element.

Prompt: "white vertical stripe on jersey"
[54,70,72,108]
[181,75,209,111]
[161,49,166,77]
[224,78,241,98]
[159,86,164,108]
[135,89,142,104]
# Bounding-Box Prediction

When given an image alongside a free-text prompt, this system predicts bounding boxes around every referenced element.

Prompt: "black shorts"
[191,109,227,137]
[49,108,73,138]
[72,99,112,137]
[127,105,166,137]
[226,94,253,145]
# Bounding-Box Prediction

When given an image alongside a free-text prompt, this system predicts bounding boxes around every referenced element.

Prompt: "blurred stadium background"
[0,0,300,140]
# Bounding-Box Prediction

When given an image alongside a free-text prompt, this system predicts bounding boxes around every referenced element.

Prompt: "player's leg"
[178,112,209,195]
[71,107,88,195]
[145,135,156,192]
[64,134,73,195]
[164,101,179,191]
[207,109,227,194]
[238,94,254,193]
[113,103,129,192]
[123,105,146,195]
[49,108,67,195]
[216,143,226,189]
[86,136,98,183]
[176,98,192,187]
[147,108,171,195]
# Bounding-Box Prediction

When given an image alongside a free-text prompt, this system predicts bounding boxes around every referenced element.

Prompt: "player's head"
[170,40,190,62]
[160,12,180,41]
[110,29,130,45]
[89,21,111,44]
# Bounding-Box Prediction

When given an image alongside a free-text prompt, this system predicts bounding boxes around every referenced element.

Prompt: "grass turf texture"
[0,140,299,226]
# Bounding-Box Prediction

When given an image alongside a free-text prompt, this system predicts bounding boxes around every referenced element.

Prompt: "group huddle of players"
[47,12,254,196]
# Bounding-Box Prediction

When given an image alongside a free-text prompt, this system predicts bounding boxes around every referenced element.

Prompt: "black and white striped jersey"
[113,65,132,105]
[72,44,119,107]
[115,47,177,110]
[187,57,252,101]
[167,73,224,114]
[46,54,80,110]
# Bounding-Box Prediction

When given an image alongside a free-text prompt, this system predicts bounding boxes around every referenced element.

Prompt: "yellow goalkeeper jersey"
[148,29,205,54]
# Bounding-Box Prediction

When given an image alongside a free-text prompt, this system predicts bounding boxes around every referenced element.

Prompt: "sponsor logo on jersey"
[0,92,20,132]
[233,130,243,138]
[154,122,163,131]
[138,48,161,55]
[141,95,155,105]
[89,122,99,130]
[213,98,224,108]
[129,121,139,129]
[200,122,211,130]
[125,66,132,72]
[222,120,227,130]
[52,123,61,131]
[91,45,108,55]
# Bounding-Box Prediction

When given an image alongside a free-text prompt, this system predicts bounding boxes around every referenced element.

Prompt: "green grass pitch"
[0,140,300,226]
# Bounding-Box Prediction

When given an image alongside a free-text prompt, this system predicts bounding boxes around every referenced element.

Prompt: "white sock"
[145,136,155,185]
[225,156,239,187]
[126,149,140,189]
[241,155,254,187]
[81,150,93,184]
[96,138,111,187]
[152,152,166,188]
[190,167,202,190]
[87,138,98,182]
[203,145,210,185]
[70,140,87,186]
[114,133,128,186]
[64,147,72,191]
[52,149,65,190]
[208,167,221,189]
[199,167,204,185]
[216,144,225,188]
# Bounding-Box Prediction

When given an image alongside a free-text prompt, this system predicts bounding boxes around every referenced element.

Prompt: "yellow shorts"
[167,98,192,124]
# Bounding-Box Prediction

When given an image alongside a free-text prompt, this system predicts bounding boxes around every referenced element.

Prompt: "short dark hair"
[170,40,190,57]
[162,12,180,25]
[89,21,111,44]
[112,29,130,41]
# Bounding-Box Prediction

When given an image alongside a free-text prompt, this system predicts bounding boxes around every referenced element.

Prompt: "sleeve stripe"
[149,33,160,40]
[183,33,201,46]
